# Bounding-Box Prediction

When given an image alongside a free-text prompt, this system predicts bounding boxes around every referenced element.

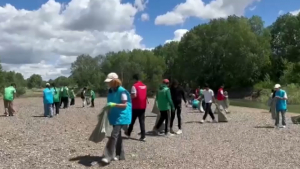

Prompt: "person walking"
[81,87,87,107]
[125,74,147,141]
[153,79,175,136]
[217,84,229,114]
[170,79,187,135]
[43,83,54,118]
[85,88,92,106]
[69,88,75,106]
[91,89,95,107]
[51,83,61,115]
[101,72,132,164]
[200,84,217,123]
[3,83,17,116]
[274,84,288,128]
[60,85,69,108]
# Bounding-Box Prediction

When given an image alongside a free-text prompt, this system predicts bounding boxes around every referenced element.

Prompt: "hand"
[106,102,117,108]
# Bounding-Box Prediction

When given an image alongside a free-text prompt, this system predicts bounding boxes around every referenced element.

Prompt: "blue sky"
[0,0,299,48]
[0,0,300,79]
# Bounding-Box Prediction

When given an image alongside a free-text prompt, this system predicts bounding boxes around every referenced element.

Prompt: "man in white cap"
[274,84,288,128]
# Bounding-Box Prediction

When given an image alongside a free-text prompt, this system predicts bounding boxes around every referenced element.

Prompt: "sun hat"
[46,83,50,86]
[104,72,118,82]
[274,84,281,89]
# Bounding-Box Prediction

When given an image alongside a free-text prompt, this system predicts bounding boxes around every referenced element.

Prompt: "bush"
[16,87,26,97]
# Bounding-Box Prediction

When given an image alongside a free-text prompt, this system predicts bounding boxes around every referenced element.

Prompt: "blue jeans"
[275,110,286,126]
[44,104,54,117]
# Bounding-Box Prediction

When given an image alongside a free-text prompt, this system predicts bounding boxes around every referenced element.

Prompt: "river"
[230,99,300,113]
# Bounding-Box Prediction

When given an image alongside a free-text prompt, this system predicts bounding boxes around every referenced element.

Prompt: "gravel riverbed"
[1,98,300,169]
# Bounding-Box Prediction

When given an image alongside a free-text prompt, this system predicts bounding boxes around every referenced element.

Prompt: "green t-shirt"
[69,90,75,99]
[4,86,16,101]
[53,87,60,102]
[91,90,95,99]
[61,87,69,97]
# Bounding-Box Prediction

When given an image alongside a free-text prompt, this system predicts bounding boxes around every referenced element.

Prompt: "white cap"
[274,84,281,89]
[104,72,118,82]
[46,83,50,86]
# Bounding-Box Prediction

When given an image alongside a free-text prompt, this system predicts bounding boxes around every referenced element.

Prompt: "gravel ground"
[1,98,300,169]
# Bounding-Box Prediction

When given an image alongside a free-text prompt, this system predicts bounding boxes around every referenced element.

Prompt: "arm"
[114,92,128,109]
[166,89,175,109]
[181,88,187,103]
[211,90,216,103]
[130,86,137,99]
[276,92,288,100]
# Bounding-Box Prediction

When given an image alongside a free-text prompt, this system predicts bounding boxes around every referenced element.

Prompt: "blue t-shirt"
[192,99,199,108]
[43,88,54,104]
[275,89,287,111]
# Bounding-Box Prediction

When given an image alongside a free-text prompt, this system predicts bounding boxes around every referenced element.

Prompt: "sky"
[0,0,299,80]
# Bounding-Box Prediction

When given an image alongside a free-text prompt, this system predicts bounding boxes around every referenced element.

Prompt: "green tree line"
[1,13,300,99]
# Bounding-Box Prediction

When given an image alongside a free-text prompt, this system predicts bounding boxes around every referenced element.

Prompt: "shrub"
[16,87,26,97]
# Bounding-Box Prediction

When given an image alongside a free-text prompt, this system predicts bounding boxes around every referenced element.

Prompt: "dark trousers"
[203,103,215,120]
[127,109,146,139]
[91,98,94,107]
[52,102,60,114]
[170,104,182,129]
[70,98,75,105]
[202,100,206,110]
[155,110,169,134]
[103,125,125,162]
[61,97,69,108]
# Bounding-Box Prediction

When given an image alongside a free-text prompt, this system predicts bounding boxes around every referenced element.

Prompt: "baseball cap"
[104,72,118,82]
[46,83,50,86]
[163,79,169,83]
[274,84,281,89]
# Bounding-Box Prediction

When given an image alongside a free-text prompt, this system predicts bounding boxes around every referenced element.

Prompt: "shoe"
[274,125,279,129]
[165,133,174,137]
[200,120,204,123]
[212,120,218,123]
[281,125,286,128]
[176,130,182,135]
[101,158,109,164]
[170,128,176,134]
[139,138,146,142]
[124,131,130,138]
[112,157,119,161]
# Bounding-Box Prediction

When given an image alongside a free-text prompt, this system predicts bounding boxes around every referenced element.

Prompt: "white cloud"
[155,0,260,25]
[0,0,146,80]
[278,10,284,15]
[290,9,300,15]
[165,29,188,44]
[141,13,149,21]
[249,6,256,11]
[134,0,148,11]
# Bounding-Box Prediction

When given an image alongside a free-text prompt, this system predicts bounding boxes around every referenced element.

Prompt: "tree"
[27,74,43,89]
[177,15,271,89]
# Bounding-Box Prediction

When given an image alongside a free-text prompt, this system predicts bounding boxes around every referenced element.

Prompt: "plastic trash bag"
[89,108,112,143]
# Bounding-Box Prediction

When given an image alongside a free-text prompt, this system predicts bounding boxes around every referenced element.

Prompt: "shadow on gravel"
[145,115,156,117]
[69,155,108,167]
[0,115,7,117]
[32,115,45,118]
[185,121,202,124]
[254,125,274,129]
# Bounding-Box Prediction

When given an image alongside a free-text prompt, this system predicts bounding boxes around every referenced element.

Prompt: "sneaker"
[165,133,174,137]
[139,138,146,142]
[101,158,109,164]
[281,125,286,128]
[176,130,182,135]
[124,131,130,138]
[212,120,218,123]
[274,125,279,129]
[170,128,176,134]
[112,157,119,161]
[200,120,204,123]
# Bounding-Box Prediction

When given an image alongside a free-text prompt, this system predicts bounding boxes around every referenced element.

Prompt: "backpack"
[81,90,85,99]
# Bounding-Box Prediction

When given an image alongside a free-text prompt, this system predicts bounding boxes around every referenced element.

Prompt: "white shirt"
[203,89,214,103]
[121,92,127,101]
[131,86,137,94]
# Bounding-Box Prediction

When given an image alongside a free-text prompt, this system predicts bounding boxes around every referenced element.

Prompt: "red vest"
[217,88,225,100]
[132,81,147,109]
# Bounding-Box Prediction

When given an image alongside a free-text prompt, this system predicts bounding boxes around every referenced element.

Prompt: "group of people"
[42,83,95,117]
[99,72,231,164]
